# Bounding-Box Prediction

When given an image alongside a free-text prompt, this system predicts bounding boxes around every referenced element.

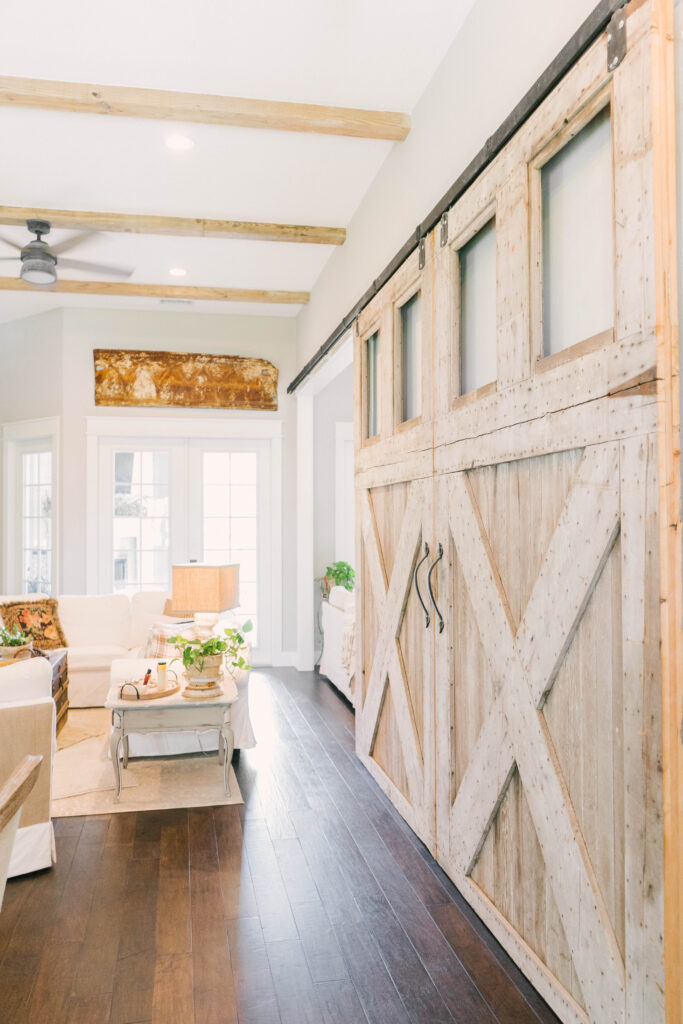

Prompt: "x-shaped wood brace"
[447,443,624,1023]
[358,481,425,809]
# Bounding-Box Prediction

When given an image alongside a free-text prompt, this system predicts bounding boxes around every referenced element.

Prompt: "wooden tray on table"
[118,681,180,701]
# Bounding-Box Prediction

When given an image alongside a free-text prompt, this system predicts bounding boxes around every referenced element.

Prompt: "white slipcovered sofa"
[0,657,55,877]
[0,590,175,708]
[319,586,355,704]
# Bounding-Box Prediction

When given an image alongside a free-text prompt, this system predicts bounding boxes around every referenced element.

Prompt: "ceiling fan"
[0,219,134,286]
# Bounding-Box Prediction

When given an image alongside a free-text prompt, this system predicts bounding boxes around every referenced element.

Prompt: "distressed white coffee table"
[104,674,238,800]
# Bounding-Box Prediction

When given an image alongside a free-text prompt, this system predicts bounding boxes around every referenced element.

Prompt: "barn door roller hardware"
[417,229,426,270]
[440,212,449,248]
[607,3,627,71]
[288,0,632,394]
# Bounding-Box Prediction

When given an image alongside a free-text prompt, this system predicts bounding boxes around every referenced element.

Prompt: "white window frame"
[2,417,60,595]
[86,416,283,665]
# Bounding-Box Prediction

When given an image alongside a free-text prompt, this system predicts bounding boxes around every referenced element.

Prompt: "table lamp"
[171,563,240,639]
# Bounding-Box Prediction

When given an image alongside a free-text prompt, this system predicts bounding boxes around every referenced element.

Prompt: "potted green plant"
[0,625,33,661]
[167,621,253,693]
[324,561,355,594]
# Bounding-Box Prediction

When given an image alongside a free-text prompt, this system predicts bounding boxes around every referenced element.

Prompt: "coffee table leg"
[110,712,123,800]
[220,715,234,796]
[122,734,129,769]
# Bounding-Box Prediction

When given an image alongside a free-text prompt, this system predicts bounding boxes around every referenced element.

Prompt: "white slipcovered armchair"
[0,657,55,877]
[319,586,355,704]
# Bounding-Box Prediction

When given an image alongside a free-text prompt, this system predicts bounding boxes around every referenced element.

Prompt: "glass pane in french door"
[113,450,170,593]
[202,451,259,642]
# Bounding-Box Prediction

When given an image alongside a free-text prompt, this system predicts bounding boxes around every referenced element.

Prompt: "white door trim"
[295,335,354,670]
[335,420,354,563]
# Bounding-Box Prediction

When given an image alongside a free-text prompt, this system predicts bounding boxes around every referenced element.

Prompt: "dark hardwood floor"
[0,668,561,1024]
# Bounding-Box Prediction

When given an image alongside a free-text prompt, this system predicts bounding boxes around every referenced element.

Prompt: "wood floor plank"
[24,939,82,1024]
[226,916,282,1023]
[151,952,194,1024]
[70,845,130,998]
[64,993,113,1024]
[156,822,191,956]
[315,978,371,1024]
[266,937,325,1023]
[213,805,260,920]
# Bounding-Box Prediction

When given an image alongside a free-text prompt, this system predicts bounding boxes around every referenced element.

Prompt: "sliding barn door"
[434,441,661,1024]
[429,6,663,1024]
[352,4,664,1022]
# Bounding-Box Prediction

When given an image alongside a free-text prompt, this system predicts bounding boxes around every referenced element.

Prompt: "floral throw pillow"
[0,598,67,650]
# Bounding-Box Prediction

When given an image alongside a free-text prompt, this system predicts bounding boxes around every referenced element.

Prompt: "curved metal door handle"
[413,542,431,628]
[427,543,444,633]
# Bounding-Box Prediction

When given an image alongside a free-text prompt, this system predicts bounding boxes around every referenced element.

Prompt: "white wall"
[295,0,598,370]
[314,363,353,583]
[0,309,63,420]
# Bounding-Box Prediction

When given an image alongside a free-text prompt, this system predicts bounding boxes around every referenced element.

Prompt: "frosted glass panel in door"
[366,331,379,438]
[112,450,170,593]
[399,293,421,422]
[459,218,497,394]
[542,104,614,356]
[21,450,53,594]
[202,451,259,641]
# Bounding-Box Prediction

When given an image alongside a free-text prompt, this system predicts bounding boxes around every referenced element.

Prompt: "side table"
[34,648,69,733]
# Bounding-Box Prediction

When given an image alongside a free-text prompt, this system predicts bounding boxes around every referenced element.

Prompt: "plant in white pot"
[0,625,33,662]
[168,621,252,699]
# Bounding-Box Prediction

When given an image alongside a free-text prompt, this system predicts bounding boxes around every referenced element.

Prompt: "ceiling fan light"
[20,258,57,286]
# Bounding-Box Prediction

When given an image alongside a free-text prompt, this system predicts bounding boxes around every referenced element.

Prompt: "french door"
[97,435,273,663]
[187,439,272,663]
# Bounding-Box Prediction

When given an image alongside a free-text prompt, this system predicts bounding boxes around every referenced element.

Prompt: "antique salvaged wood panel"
[355,5,664,1024]
[93,348,278,410]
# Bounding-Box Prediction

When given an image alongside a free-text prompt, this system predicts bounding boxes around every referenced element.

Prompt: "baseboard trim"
[271,650,297,667]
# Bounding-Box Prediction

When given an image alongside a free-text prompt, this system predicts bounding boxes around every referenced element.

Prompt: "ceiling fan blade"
[58,257,134,279]
[0,256,20,261]
[0,234,23,251]
[51,231,100,255]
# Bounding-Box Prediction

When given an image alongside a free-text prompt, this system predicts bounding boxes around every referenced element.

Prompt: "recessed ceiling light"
[165,134,194,151]
[169,267,187,277]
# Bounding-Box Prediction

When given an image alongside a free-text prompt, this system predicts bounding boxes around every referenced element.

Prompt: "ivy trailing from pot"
[324,561,355,593]
[167,621,253,679]
[0,625,33,661]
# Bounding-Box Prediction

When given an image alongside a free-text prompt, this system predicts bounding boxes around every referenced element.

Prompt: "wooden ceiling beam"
[0,277,309,304]
[0,205,345,246]
[0,76,410,141]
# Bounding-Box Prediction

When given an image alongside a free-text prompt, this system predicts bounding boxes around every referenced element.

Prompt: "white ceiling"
[0,0,476,325]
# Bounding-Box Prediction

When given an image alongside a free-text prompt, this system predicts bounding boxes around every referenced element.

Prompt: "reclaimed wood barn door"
[355,4,665,1024]
[354,243,437,849]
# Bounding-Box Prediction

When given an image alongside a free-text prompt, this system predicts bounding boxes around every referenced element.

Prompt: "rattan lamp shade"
[171,563,239,614]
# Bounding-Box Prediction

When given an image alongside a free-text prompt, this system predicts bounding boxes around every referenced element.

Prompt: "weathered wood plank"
[0,277,308,304]
[0,204,346,246]
[0,75,410,141]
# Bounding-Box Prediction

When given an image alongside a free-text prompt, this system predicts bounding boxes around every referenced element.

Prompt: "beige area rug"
[52,709,243,817]
[57,708,109,749]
